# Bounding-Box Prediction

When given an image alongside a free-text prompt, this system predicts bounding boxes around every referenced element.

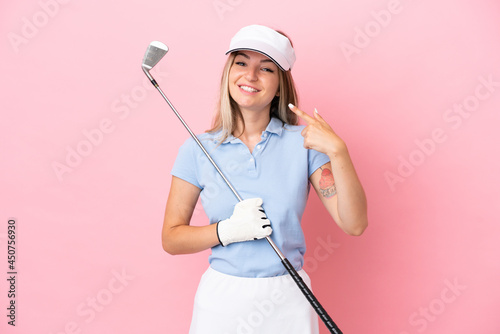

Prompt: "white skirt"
[189,266,319,334]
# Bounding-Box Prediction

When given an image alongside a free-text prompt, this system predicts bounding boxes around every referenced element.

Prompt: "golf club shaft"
[146,77,285,260]
[147,76,342,334]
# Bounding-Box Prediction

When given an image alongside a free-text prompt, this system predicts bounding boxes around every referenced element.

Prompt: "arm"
[310,158,367,236]
[162,176,220,255]
[162,176,273,254]
[289,104,368,236]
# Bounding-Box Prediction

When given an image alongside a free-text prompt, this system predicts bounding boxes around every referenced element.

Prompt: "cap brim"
[225,47,287,71]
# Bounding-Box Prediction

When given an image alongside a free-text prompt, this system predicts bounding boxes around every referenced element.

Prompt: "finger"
[301,126,308,137]
[261,219,271,228]
[248,197,263,207]
[288,103,315,124]
[314,108,330,125]
[313,108,322,120]
[313,108,337,134]
[261,224,272,235]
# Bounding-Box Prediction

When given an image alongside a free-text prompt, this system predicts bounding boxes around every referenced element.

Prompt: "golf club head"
[142,41,169,71]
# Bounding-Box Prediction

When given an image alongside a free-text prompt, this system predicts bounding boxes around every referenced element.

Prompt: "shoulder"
[180,132,218,148]
[176,132,224,162]
[173,132,218,169]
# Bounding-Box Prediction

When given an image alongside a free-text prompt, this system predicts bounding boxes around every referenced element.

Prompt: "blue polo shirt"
[171,117,330,277]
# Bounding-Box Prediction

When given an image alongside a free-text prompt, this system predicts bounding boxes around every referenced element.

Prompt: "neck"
[234,107,271,146]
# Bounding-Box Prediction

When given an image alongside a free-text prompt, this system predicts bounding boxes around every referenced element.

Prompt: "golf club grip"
[281,258,343,334]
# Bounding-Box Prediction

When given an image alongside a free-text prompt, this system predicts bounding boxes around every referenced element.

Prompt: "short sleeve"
[171,137,202,189]
[308,149,330,177]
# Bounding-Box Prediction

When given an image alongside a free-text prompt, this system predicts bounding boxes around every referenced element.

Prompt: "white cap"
[225,25,296,71]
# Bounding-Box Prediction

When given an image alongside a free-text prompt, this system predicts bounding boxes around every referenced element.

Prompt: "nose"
[244,66,258,82]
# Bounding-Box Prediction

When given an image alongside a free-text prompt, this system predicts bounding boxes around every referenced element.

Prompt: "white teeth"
[240,85,258,92]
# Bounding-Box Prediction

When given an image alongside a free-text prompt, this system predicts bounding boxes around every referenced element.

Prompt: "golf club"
[142,41,342,334]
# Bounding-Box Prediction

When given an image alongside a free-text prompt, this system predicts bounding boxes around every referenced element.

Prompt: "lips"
[238,85,260,93]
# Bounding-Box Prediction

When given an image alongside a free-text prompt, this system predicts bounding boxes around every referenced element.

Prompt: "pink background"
[2,0,500,333]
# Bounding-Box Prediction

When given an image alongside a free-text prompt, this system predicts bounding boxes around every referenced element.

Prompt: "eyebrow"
[235,51,274,63]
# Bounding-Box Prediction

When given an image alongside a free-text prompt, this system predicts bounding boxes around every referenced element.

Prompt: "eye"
[261,67,274,73]
[235,61,246,67]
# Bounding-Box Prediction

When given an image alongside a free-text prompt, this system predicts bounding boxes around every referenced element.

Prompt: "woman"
[162,24,368,334]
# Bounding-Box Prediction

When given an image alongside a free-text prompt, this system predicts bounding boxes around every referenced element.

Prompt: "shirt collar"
[220,117,284,144]
[265,117,285,136]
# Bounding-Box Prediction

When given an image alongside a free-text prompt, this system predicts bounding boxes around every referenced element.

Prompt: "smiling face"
[228,51,280,115]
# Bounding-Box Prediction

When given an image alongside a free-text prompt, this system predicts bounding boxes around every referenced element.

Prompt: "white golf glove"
[216,198,272,247]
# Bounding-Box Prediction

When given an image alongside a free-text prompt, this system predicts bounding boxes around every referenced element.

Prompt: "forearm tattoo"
[319,167,337,198]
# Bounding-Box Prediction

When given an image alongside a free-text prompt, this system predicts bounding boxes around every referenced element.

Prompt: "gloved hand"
[216,198,272,247]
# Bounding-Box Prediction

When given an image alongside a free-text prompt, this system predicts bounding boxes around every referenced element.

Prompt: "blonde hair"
[207,31,298,142]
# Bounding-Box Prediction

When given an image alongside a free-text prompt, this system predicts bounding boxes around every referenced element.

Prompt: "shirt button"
[263,133,268,137]
[256,145,261,150]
